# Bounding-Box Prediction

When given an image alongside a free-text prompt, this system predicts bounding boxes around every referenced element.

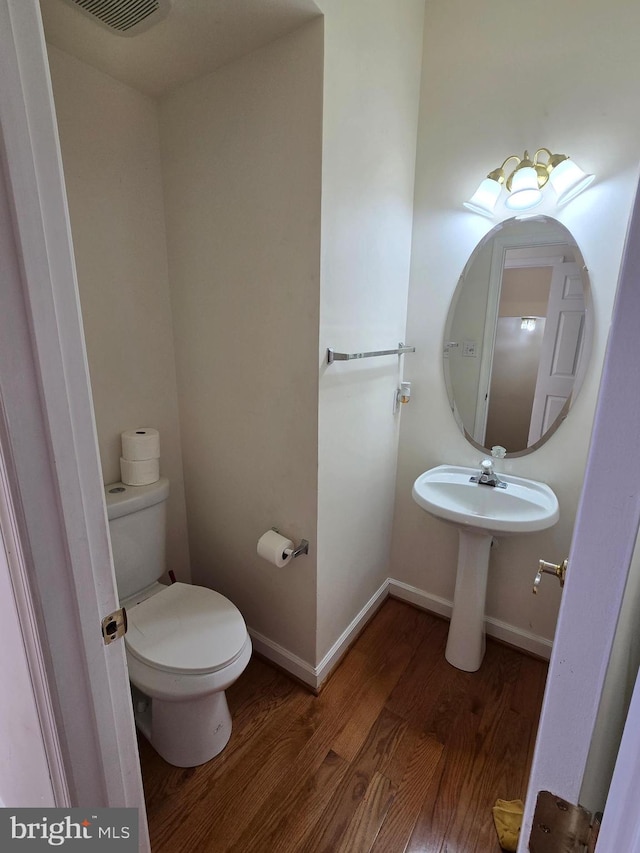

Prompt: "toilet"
[105,477,252,768]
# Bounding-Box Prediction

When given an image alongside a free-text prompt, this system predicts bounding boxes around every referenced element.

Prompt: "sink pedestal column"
[445,528,493,672]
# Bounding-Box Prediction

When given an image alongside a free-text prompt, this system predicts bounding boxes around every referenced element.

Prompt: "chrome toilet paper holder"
[272,528,309,559]
[288,539,310,559]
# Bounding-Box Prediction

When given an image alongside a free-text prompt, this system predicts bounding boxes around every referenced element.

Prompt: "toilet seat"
[126,582,248,675]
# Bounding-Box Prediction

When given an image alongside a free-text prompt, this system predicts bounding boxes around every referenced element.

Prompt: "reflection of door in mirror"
[484,251,584,450]
[444,217,592,455]
[528,262,585,444]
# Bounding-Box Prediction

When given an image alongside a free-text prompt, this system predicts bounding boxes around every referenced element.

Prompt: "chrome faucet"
[470,459,507,488]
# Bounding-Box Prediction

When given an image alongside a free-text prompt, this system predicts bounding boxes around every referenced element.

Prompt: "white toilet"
[105,477,252,768]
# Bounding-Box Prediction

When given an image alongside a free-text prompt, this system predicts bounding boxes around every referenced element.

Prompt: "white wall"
[159,22,323,663]
[47,46,190,582]
[391,0,640,654]
[315,0,425,662]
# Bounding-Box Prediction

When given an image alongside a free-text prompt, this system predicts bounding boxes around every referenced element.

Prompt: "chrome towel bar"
[327,342,415,365]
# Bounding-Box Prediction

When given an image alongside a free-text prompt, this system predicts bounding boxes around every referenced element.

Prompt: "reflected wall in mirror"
[444,217,592,455]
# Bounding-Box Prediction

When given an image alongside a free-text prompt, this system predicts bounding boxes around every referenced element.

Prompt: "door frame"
[519,180,640,849]
[0,0,149,844]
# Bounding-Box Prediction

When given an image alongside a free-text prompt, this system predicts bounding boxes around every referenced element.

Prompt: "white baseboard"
[388,579,452,619]
[388,579,552,660]
[249,578,552,690]
[484,615,552,660]
[314,580,389,688]
[247,629,318,689]
[248,579,389,691]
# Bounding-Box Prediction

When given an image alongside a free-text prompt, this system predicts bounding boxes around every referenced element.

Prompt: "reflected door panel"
[528,262,585,446]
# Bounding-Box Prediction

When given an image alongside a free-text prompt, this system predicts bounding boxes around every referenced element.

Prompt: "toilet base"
[135,688,233,768]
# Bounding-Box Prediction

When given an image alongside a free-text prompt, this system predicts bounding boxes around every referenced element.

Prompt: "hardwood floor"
[138,599,547,852]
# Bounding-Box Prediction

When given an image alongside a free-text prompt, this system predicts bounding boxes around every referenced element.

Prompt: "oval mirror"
[444,216,592,455]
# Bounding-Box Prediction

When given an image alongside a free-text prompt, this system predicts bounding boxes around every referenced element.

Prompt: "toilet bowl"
[125,581,252,767]
[105,478,252,767]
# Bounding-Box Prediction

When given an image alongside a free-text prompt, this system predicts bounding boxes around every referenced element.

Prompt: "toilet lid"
[125,583,248,675]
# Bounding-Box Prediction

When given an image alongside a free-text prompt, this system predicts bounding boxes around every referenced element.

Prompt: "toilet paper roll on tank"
[120,427,160,486]
[121,428,160,461]
[120,456,160,486]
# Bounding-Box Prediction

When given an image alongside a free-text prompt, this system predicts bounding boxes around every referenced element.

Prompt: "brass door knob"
[533,559,568,594]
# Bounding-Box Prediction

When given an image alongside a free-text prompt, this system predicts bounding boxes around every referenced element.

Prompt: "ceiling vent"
[62,0,171,36]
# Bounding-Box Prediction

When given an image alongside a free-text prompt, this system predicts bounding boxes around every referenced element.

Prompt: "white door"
[0,1,149,848]
[0,456,58,808]
[528,261,585,446]
[519,182,640,849]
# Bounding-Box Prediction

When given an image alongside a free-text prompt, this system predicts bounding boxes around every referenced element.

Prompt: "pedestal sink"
[412,464,559,672]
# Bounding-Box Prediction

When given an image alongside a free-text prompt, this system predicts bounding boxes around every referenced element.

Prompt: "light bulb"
[506,167,543,210]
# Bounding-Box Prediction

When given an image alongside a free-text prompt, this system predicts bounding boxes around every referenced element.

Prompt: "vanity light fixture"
[464,149,594,217]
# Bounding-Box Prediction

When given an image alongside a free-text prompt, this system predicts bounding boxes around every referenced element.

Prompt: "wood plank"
[511,652,548,720]
[299,707,407,853]
[384,616,461,738]
[405,707,483,853]
[369,729,444,853]
[330,624,420,761]
[434,646,527,851]
[336,771,397,853]
[229,749,349,853]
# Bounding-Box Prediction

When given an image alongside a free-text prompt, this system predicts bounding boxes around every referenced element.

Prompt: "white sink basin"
[412,464,559,672]
[412,464,559,536]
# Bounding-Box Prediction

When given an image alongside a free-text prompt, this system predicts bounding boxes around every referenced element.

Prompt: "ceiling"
[39,0,322,98]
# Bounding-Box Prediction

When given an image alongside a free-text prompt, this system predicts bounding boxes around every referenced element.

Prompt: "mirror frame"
[443,217,593,456]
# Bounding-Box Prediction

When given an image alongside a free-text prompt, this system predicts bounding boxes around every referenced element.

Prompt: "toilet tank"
[105,478,170,601]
